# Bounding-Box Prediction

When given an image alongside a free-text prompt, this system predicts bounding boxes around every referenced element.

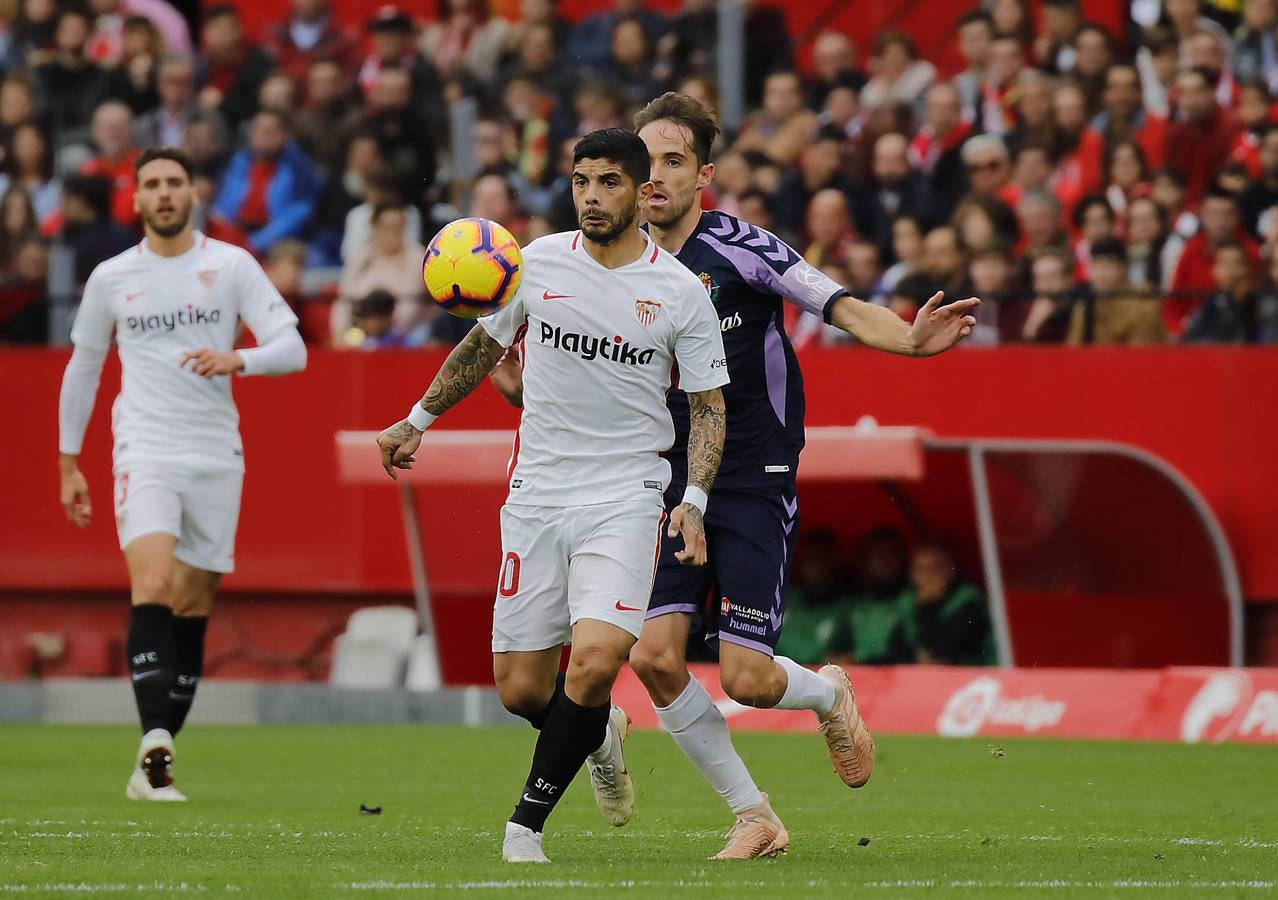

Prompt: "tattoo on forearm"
[686,388,726,494]
[420,325,507,415]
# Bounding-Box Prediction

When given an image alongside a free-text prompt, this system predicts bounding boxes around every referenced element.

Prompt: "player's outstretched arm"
[376,324,506,479]
[828,291,980,357]
[669,387,725,566]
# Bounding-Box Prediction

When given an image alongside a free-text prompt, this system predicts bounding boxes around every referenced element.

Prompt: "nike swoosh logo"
[521,793,549,806]
[126,291,144,302]
[131,670,163,682]
[615,600,642,612]
[542,290,573,301]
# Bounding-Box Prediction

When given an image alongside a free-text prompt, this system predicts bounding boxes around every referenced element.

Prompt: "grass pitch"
[0,724,1274,898]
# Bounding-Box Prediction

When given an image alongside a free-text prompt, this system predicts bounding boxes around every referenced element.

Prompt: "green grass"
[0,725,1274,899]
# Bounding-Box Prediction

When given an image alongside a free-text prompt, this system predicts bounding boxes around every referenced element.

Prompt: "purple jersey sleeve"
[693,212,849,322]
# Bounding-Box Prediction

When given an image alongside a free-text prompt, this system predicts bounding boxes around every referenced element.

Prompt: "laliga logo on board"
[937,676,1067,738]
[1180,672,1278,743]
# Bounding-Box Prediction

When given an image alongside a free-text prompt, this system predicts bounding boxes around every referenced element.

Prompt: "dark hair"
[633,91,721,167]
[1202,184,1238,206]
[1071,193,1114,229]
[1179,65,1216,89]
[8,122,52,181]
[1089,236,1127,263]
[1241,79,1273,100]
[993,31,1025,49]
[370,202,406,224]
[203,3,238,22]
[874,29,917,59]
[1152,165,1185,187]
[55,6,91,29]
[892,271,936,303]
[737,186,774,217]
[133,147,193,180]
[572,128,650,187]
[957,10,994,32]
[1143,25,1178,55]
[1042,0,1080,9]
[357,289,397,318]
[62,174,113,219]
[813,124,847,146]
[1105,140,1148,183]
[1076,21,1113,47]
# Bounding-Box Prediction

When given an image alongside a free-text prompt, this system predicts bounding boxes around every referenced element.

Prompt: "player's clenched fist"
[669,502,707,566]
[58,457,91,528]
[181,348,244,378]
[376,420,423,480]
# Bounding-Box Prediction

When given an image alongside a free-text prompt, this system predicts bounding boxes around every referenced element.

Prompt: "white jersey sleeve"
[59,268,116,455]
[233,249,299,343]
[477,281,529,349]
[69,266,116,351]
[670,277,730,393]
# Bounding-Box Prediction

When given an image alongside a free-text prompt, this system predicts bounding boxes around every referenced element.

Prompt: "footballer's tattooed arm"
[670,387,726,565]
[376,324,507,479]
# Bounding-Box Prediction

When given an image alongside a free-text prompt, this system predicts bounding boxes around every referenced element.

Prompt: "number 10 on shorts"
[499,552,521,598]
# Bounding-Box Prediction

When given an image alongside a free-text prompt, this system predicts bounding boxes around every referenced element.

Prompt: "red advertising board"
[611,664,1278,745]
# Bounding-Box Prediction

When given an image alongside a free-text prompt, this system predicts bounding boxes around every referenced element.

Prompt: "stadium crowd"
[2,0,1278,347]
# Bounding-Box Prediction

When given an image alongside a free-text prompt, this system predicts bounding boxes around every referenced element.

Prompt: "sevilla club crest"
[699,272,721,303]
[197,270,219,290]
[634,298,662,328]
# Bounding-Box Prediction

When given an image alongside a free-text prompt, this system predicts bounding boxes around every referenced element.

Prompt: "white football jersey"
[479,229,729,508]
[70,233,299,468]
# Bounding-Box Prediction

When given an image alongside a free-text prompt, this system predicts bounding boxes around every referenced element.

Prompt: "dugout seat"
[327,605,419,689]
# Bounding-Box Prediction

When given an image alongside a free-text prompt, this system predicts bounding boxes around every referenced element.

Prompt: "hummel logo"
[521,793,550,806]
[615,600,642,612]
[126,291,144,302]
[542,290,573,301]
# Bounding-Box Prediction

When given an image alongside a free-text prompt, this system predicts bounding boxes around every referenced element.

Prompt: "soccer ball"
[422,217,523,319]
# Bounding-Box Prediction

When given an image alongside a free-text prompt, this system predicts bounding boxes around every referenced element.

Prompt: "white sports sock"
[588,718,615,761]
[773,657,836,716]
[656,676,763,814]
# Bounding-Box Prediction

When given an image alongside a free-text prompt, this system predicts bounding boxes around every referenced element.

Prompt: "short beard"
[645,193,696,228]
[144,207,191,239]
[580,205,637,245]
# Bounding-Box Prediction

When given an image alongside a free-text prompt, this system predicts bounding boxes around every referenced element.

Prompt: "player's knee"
[131,570,174,607]
[496,678,554,720]
[630,643,686,694]
[565,645,624,699]
[172,588,214,617]
[720,660,784,708]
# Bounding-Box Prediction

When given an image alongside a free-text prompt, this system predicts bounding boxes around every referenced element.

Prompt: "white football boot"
[125,728,187,802]
[502,822,550,863]
[585,706,635,826]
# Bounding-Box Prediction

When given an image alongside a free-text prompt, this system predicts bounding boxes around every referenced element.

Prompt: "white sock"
[773,657,836,716]
[588,716,615,762]
[656,676,763,814]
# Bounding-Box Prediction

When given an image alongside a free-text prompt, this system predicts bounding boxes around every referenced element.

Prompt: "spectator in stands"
[1022,245,1077,341]
[1249,250,1278,342]
[733,70,815,168]
[1004,140,1054,213]
[967,243,1017,343]
[31,6,124,147]
[1126,195,1170,299]
[0,186,37,272]
[80,101,138,229]
[1183,241,1267,342]
[181,111,229,175]
[504,0,571,57]
[603,18,663,112]
[213,109,321,256]
[803,187,856,271]
[113,14,162,114]
[312,134,383,266]
[257,71,300,119]
[982,32,1027,137]
[293,59,360,175]
[1093,63,1167,172]
[961,134,1012,202]
[0,122,59,225]
[133,55,205,152]
[922,225,968,297]
[364,65,437,204]
[469,173,526,240]
[860,30,935,115]
[351,287,421,349]
[952,194,1020,258]
[3,0,58,71]
[1232,0,1278,94]
[1012,70,1056,151]
[1052,80,1104,219]
[190,171,249,249]
[846,527,913,665]
[267,0,358,90]
[774,529,855,666]
[196,4,273,132]
[896,541,995,666]
[1229,81,1271,182]
[992,0,1034,48]
[1017,190,1068,257]
[331,203,426,346]
[909,82,970,224]
[773,126,854,246]
[735,187,775,233]
[0,75,37,153]
[1136,26,1180,118]
[1168,66,1244,206]
[360,6,441,126]
[500,20,569,111]
[1168,186,1260,336]
[1152,166,1199,266]
[503,75,554,191]
[1035,0,1081,74]
[1072,193,1116,279]
[57,173,133,285]
[0,234,48,342]
[953,10,994,118]
[1069,236,1164,345]
[570,0,666,73]
[877,214,926,301]
[85,0,191,63]
[1071,22,1113,114]
[807,30,865,109]
[845,240,883,304]
[420,0,509,84]
[1103,141,1151,224]
[1240,126,1278,239]
[886,271,935,323]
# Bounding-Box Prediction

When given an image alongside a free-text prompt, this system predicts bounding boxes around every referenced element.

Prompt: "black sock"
[167,615,207,736]
[522,673,566,730]
[127,604,175,734]
[510,692,610,833]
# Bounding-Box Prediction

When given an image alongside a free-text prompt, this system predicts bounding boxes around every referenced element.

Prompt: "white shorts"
[491,500,667,653]
[113,461,243,574]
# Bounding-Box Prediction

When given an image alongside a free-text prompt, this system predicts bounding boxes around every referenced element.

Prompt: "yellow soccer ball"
[422,217,524,319]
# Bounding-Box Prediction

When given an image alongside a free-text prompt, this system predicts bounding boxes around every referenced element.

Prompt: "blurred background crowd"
[1,0,1278,350]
